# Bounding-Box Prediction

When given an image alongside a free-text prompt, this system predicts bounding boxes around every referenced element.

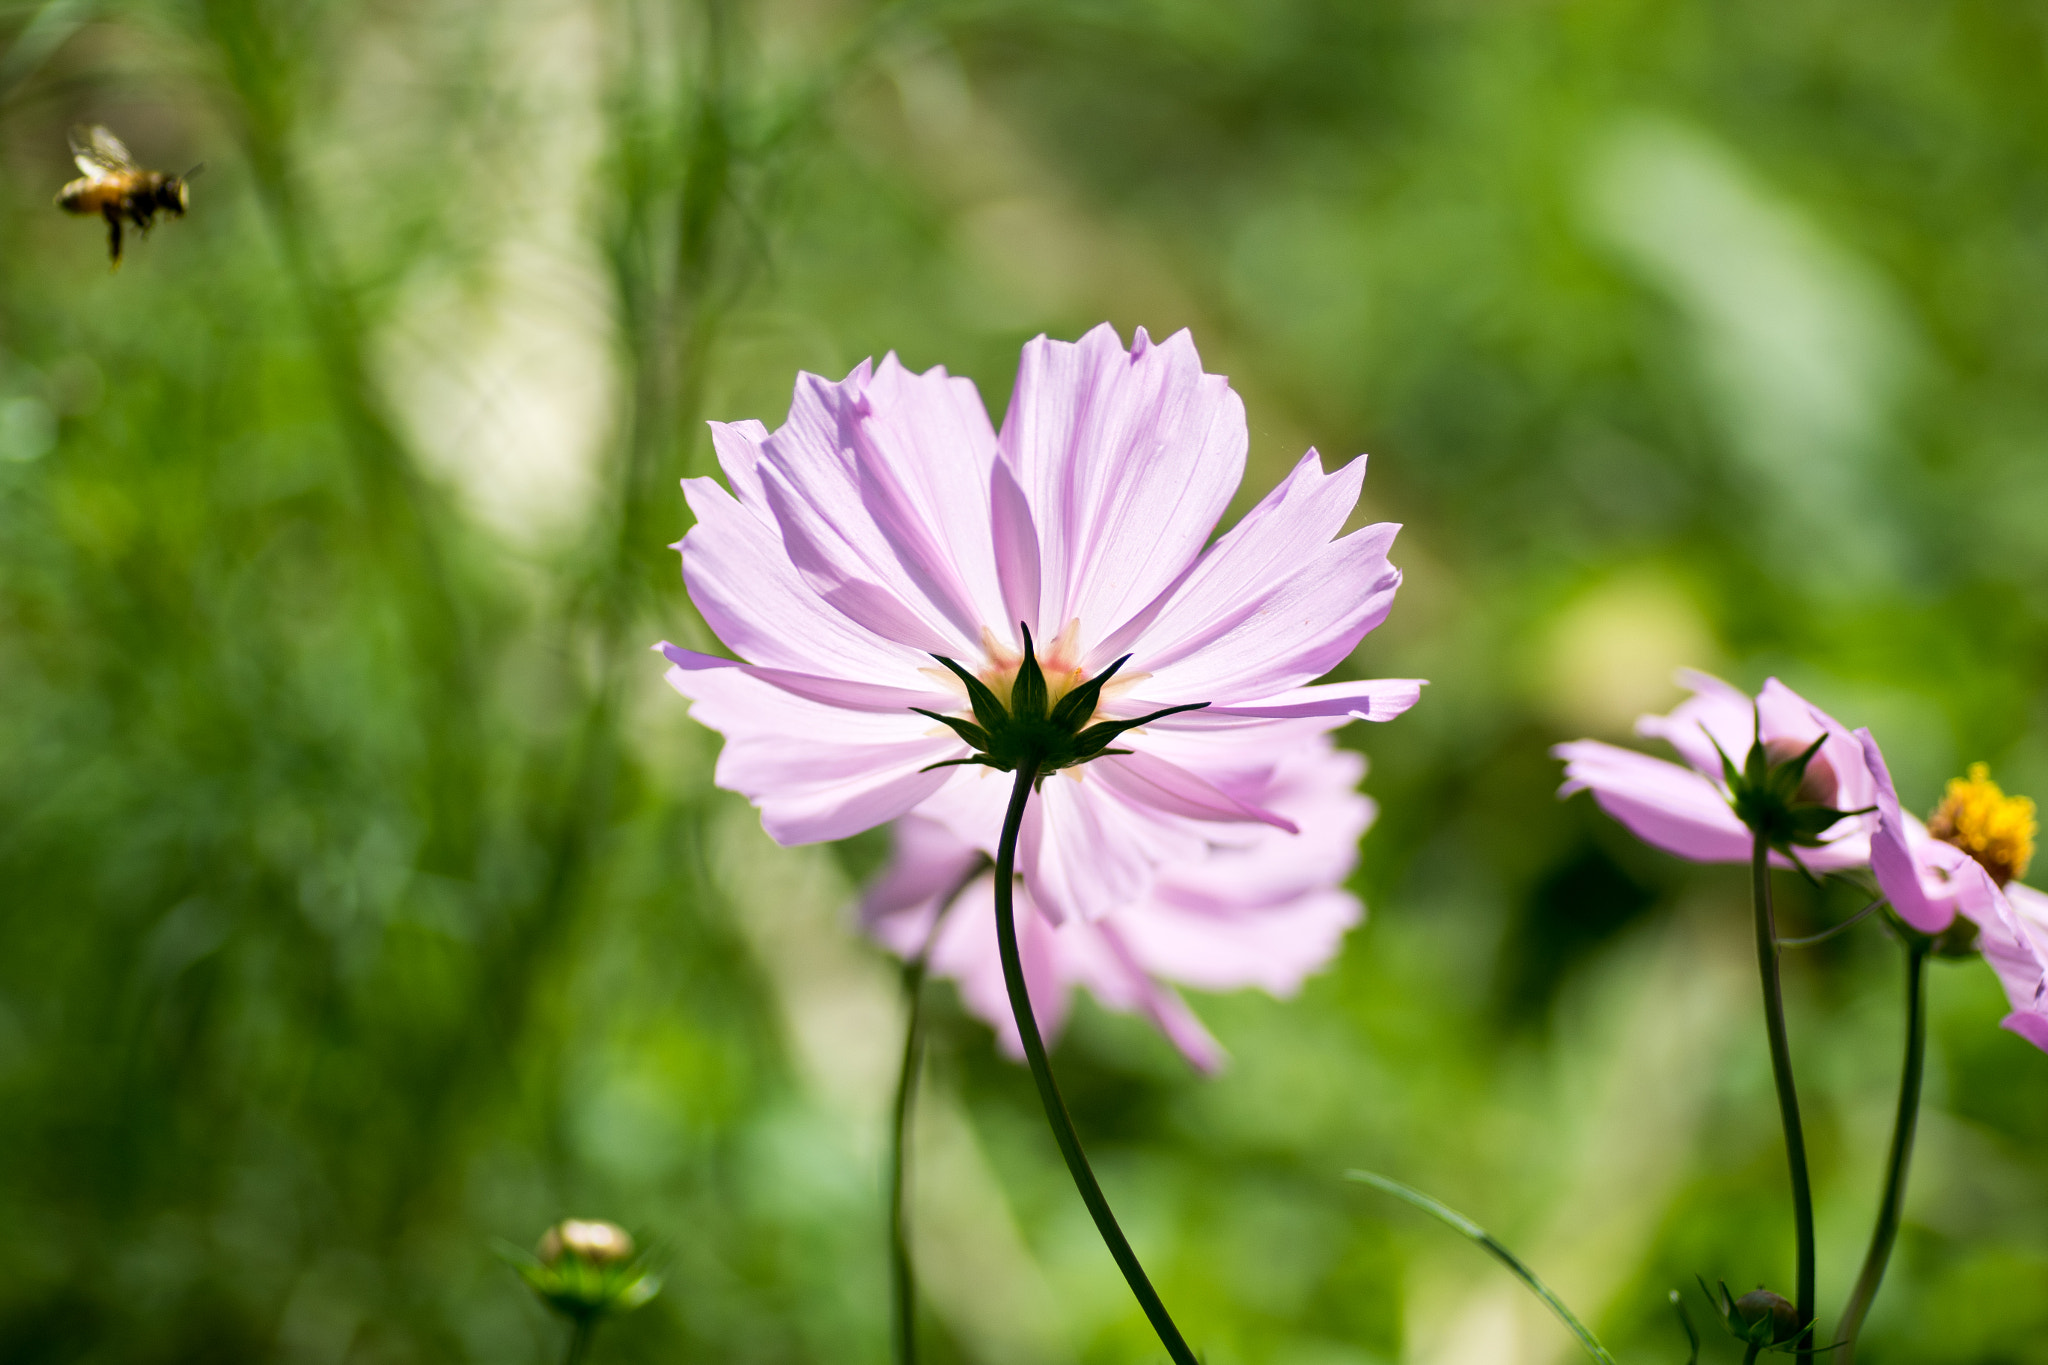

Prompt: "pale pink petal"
[1555,740,1752,863]
[708,419,772,511]
[1957,870,2048,1052]
[1088,749,1299,833]
[1088,450,1364,664]
[1088,924,1226,1071]
[2002,1010,2048,1052]
[679,476,927,680]
[757,463,967,654]
[1133,523,1403,704]
[1131,679,1424,727]
[862,731,1370,1069]
[843,355,1010,641]
[858,815,986,957]
[748,364,986,653]
[1018,775,1172,924]
[989,458,1041,637]
[1638,669,1761,777]
[657,644,954,713]
[1000,325,1245,642]
[1136,887,1360,995]
[663,659,952,842]
[927,878,1074,1060]
[1860,729,1962,934]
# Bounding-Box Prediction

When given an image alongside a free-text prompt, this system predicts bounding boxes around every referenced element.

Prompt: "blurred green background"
[4,0,2048,1360]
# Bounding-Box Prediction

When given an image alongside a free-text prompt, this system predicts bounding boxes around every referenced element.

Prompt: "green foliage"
[3,0,2048,1363]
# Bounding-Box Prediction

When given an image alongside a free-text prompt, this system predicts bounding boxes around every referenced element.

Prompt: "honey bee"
[56,125,194,268]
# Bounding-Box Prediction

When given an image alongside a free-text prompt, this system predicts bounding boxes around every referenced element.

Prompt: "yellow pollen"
[1928,763,2036,886]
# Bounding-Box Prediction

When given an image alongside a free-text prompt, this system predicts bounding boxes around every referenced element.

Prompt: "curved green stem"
[1752,834,1816,1350]
[992,761,1199,1365]
[889,857,989,1365]
[1833,938,1928,1363]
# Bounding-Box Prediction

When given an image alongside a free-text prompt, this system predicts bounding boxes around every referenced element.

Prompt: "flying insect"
[56,124,193,267]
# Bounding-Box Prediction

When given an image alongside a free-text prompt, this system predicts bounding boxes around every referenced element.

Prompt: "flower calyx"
[915,623,1207,783]
[1699,1278,1808,1354]
[506,1219,660,1325]
[1714,722,1870,861]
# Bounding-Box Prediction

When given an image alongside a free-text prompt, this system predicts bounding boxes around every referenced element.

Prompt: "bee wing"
[69,124,138,179]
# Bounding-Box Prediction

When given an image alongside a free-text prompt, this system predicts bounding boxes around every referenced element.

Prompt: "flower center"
[1928,763,2035,886]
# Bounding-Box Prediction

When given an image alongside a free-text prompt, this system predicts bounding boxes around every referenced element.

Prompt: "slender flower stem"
[992,760,1200,1365]
[1751,834,1816,1350]
[1834,938,1929,1363]
[564,1318,596,1365]
[889,858,989,1365]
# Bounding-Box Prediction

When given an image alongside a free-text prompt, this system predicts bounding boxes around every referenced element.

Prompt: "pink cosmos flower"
[1554,670,1876,870]
[1860,733,2048,1052]
[659,324,1420,926]
[859,725,1372,1071]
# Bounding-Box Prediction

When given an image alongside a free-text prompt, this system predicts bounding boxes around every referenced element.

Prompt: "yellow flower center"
[1928,763,2036,886]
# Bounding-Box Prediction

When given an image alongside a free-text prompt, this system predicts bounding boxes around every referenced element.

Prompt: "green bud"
[506,1219,660,1325]
[1699,1277,1804,1351]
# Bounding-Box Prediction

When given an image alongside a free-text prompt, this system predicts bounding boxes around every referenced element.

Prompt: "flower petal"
[1000,324,1246,642]
[663,657,953,842]
[1132,521,1403,703]
[1860,729,1963,933]
[679,475,927,680]
[1090,749,1299,833]
[1554,739,1753,863]
[656,643,953,713]
[1130,678,1425,727]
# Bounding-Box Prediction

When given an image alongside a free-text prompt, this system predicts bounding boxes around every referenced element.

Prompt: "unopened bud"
[539,1219,634,1267]
[510,1219,659,1328]
[1731,1287,1799,1345]
[1764,738,1838,807]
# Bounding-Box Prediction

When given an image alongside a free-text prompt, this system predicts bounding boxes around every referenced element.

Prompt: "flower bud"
[539,1219,634,1267]
[508,1219,660,1326]
[1763,738,1838,807]
[1731,1287,1799,1347]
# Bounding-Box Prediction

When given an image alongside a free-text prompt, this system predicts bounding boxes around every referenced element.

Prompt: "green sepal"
[1071,702,1212,759]
[911,708,990,752]
[499,1241,661,1326]
[1050,653,1131,730]
[1012,623,1050,722]
[930,655,1010,734]
[913,626,1209,780]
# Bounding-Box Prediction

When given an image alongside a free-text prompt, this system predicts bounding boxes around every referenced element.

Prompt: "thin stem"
[1752,834,1816,1350]
[564,1317,597,1365]
[992,761,1199,1365]
[1833,939,1928,1363]
[889,857,989,1365]
[1778,896,1886,949]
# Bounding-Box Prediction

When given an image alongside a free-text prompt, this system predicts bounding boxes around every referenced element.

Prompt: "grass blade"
[1345,1169,1619,1365]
